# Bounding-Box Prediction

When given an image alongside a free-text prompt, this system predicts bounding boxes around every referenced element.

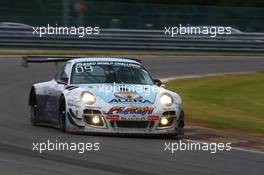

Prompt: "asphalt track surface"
[0,56,263,175]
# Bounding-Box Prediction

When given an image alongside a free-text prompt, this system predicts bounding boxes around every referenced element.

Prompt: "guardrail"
[0,27,263,52]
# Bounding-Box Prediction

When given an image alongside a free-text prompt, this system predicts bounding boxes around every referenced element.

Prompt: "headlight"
[92,116,100,124]
[160,93,173,106]
[81,92,96,105]
[160,118,169,125]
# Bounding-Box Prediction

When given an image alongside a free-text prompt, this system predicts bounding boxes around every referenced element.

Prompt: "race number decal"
[75,63,93,73]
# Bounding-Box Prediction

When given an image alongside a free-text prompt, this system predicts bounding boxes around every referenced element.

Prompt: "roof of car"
[69,57,141,64]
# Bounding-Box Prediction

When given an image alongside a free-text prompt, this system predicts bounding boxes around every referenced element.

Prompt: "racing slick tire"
[178,110,185,135]
[29,90,39,126]
[30,105,38,126]
[58,96,67,132]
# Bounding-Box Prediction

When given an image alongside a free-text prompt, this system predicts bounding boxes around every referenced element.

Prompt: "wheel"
[179,110,185,128]
[29,90,39,126]
[58,97,67,132]
[177,110,185,135]
[30,105,38,126]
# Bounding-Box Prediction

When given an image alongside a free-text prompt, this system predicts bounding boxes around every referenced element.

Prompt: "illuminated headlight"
[81,92,96,105]
[160,93,173,106]
[158,117,174,128]
[92,116,100,124]
[160,118,169,125]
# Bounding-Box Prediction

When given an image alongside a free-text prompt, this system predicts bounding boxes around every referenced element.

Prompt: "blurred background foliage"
[0,0,263,32]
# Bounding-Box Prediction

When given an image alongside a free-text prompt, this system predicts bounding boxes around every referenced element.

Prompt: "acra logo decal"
[110,99,152,103]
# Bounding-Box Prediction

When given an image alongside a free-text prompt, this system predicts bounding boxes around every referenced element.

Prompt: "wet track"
[0,56,263,175]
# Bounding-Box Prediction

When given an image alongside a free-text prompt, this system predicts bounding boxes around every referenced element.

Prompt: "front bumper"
[66,109,183,135]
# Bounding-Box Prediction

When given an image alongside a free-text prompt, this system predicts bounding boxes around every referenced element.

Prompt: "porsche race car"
[26,57,184,136]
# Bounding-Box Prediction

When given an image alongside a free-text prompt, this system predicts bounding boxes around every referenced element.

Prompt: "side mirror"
[57,78,68,85]
[154,79,162,86]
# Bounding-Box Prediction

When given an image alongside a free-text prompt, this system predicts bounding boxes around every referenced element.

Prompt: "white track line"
[183,139,264,155]
[160,72,255,82]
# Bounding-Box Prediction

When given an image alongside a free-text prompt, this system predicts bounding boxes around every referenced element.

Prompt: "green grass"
[165,72,264,134]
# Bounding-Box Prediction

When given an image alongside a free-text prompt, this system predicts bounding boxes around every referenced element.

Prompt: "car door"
[44,63,71,123]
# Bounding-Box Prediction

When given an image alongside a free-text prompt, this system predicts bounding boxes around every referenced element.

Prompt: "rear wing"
[22,56,142,67]
[22,56,76,67]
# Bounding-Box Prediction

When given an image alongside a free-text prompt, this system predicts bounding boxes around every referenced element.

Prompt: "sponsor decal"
[106,114,119,120]
[120,116,147,121]
[75,61,141,74]
[108,107,154,116]
[94,61,140,68]
[67,99,81,108]
[85,106,102,110]
[110,98,152,103]
[68,102,81,108]
[148,116,159,121]
[162,107,176,111]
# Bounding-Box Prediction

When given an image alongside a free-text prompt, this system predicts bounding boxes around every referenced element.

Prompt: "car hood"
[79,84,158,104]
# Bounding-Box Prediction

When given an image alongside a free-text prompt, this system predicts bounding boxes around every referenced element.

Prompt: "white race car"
[26,56,184,136]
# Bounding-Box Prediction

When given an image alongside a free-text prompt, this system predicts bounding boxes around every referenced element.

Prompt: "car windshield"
[70,61,154,85]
